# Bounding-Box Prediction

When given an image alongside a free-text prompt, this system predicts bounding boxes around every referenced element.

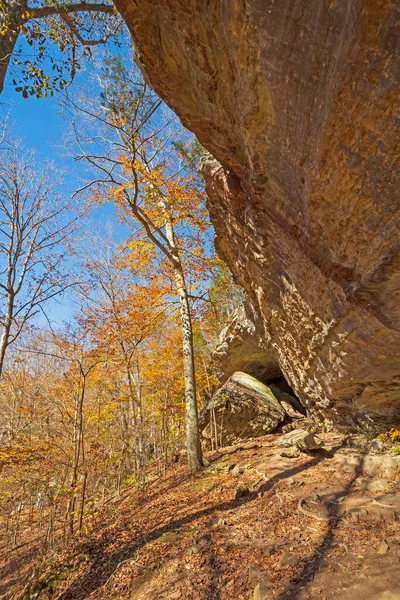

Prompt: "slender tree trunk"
[78,471,87,533]
[162,212,203,472]
[67,375,85,535]
[0,0,26,94]
[0,290,14,377]
[134,352,145,473]
[173,266,203,472]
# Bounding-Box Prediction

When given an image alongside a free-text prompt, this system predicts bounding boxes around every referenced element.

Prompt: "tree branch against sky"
[0,0,122,96]
[0,137,79,375]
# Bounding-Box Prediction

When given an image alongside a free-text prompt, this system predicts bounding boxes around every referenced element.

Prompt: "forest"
[0,13,242,547]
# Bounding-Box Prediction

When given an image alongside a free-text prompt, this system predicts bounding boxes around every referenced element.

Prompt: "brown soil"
[1,433,399,600]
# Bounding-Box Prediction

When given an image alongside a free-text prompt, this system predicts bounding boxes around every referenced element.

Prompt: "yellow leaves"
[0,445,52,467]
[379,428,400,443]
[118,238,156,272]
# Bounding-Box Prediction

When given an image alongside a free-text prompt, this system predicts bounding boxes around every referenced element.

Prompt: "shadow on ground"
[56,441,347,600]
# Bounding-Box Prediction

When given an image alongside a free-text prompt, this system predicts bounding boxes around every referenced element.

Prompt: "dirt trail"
[1,433,399,600]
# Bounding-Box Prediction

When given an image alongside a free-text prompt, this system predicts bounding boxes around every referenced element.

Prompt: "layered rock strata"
[115,0,400,431]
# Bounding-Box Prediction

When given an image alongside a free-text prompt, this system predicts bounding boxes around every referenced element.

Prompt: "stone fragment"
[280,400,304,419]
[262,544,276,557]
[377,539,389,554]
[270,385,306,417]
[381,508,397,523]
[234,485,250,500]
[158,531,182,543]
[248,564,264,587]
[253,580,272,600]
[376,508,397,523]
[207,461,235,475]
[367,479,393,493]
[279,552,300,567]
[277,429,323,451]
[232,461,253,475]
[280,446,300,458]
[210,484,223,495]
[284,477,305,488]
[348,507,368,522]
[371,439,385,453]
[363,455,400,480]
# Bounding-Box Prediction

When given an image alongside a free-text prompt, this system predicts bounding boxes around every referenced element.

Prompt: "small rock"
[362,454,400,480]
[371,439,384,453]
[235,485,250,500]
[369,507,397,523]
[262,544,276,557]
[377,539,389,554]
[158,531,182,543]
[280,446,300,458]
[217,518,226,526]
[253,579,272,600]
[281,423,296,434]
[367,479,393,493]
[270,385,306,415]
[348,507,368,522]
[279,551,300,567]
[277,429,323,451]
[379,508,397,523]
[280,399,304,419]
[208,462,235,475]
[232,461,253,475]
[248,564,264,587]
[284,477,305,488]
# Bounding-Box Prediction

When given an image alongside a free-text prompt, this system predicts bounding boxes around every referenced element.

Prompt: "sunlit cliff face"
[115,0,400,431]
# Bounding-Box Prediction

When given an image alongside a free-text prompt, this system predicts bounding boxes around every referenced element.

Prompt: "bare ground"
[1,433,399,600]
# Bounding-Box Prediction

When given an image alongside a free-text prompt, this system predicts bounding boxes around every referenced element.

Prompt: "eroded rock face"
[115,0,400,431]
[213,306,281,384]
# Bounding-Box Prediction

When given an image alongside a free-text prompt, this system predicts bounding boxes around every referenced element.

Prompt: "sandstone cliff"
[114,0,400,431]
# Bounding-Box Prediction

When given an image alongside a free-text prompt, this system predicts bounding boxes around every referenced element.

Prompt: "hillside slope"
[1,433,399,600]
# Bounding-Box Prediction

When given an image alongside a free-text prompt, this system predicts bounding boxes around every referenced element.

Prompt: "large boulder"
[116,0,400,432]
[199,371,286,446]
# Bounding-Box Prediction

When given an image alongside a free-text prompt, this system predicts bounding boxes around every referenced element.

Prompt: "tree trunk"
[0,0,26,94]
[67,375,85,535]
[162,211,203,472]
[0,290,14,377]
[174,266,203,472]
